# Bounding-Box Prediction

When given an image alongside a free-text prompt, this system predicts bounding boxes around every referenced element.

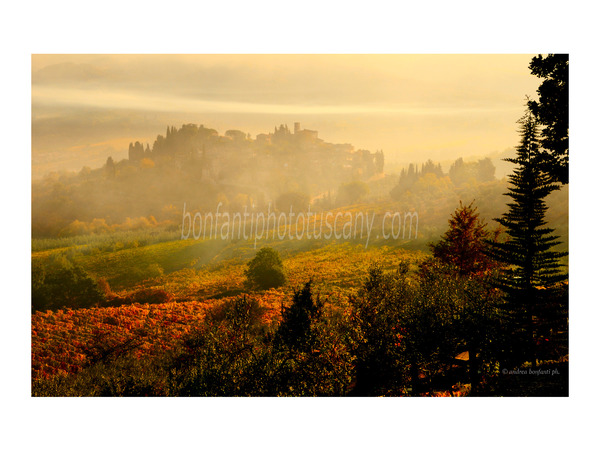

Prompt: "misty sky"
[31,54,540,178]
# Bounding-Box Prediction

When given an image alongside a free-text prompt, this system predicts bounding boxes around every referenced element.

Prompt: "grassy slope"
[33,235,425,302]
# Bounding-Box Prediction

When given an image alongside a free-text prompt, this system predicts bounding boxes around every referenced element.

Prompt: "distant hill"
[32,122,384,237]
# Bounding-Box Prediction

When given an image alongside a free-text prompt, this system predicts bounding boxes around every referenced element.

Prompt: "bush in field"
[245,247,286,290]
[32,256,106,312]
[207,295,267,337]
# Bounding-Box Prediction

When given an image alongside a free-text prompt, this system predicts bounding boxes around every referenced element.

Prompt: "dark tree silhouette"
[488,111,567,367]
[527,54,569,184]
[276,281,323,352]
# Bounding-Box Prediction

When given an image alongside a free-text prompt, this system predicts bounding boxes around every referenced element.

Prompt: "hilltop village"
[32,122,388,236]
[125,122,384,190]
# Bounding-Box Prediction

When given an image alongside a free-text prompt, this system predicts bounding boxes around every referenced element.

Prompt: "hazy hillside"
[30,54,570,400]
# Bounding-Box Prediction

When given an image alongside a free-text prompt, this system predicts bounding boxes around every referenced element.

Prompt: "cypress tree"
[488,111,567,367]
[105,156,116,178]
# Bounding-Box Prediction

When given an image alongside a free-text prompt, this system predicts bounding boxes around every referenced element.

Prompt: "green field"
[33,228,426,303]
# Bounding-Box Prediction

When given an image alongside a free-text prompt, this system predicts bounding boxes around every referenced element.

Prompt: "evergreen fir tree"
[276,281,323,352]
[488,111,567,367]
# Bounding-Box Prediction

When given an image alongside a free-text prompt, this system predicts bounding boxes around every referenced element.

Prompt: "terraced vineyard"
[31,292,286,381]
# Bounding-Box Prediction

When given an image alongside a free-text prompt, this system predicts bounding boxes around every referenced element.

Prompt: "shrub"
[32,256,106,312]
[244,247,286,290]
